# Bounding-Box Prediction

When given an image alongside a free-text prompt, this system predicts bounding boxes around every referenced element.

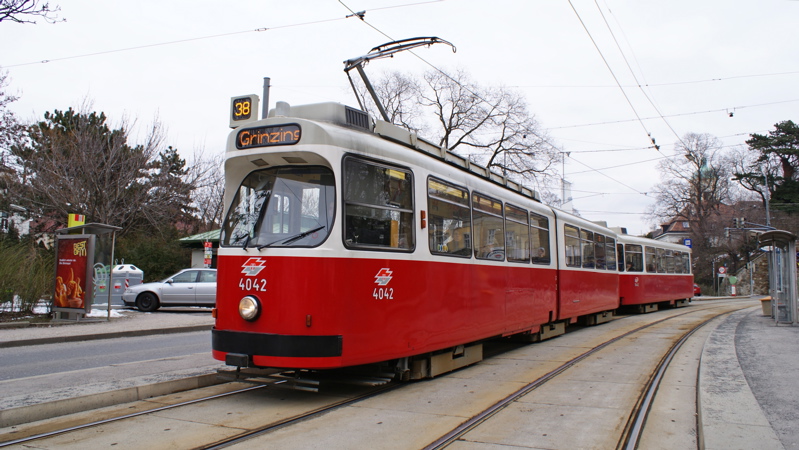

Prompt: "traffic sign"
[718,267,726,274]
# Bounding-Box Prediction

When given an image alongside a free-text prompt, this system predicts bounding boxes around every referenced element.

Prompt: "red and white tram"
[211,100,692,380]
[616,234,694,312]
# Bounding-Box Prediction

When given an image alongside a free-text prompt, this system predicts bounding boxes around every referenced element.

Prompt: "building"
[178,229,219,268]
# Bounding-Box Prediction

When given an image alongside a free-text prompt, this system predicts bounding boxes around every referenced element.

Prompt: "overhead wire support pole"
[343,37,456,123]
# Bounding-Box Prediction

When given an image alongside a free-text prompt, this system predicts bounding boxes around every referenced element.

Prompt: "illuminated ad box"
[53,234,96,313]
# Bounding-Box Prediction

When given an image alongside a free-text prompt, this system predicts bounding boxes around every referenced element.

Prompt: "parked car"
[693,284,702,297]
[122,268,217,312]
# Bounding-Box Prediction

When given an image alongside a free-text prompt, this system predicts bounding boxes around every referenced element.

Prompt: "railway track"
[0,373,396,449]
[0,300,752,449]
[425,301,747,450]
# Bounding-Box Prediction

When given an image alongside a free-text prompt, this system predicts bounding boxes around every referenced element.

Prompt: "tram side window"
[656,248,666,273]
[531,213,551,264]
[473,192,505,260]
[625,244,643,272]
[505,204,530,263]
[606,237,617,271]
[645,246,657,272]
[664,250,675,273]
[594,234,606,270]
[617,243,625,271]
[674,251,684,274]
[427,178,471,257]
[564,224,581,267]
[343,157,414,251]
[581,229,595,268]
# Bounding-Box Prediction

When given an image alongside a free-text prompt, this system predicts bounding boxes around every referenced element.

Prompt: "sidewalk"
[699,302,799,449]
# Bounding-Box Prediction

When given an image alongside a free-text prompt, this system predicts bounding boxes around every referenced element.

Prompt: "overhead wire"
[338,0,561,155]
[510,68,799,88]
[565,153,648,195]
[3,0,444,68]
[339,0,666,202]
[549,98,799,130]
[567,0,659,151]
[339,2,789,219]
[591,0,687,150]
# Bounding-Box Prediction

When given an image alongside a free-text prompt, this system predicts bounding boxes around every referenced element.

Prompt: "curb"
[0,325,213,349]
[0,372,224,429]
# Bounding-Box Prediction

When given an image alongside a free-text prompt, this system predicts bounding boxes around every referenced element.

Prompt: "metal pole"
[262,77,271,119]
[356,64,389,122]
[106,230,116,321]
[762,168,771,227]
[712,260,716,296]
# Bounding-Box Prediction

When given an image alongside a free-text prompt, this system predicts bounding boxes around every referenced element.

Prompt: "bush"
[116,229,191,282]
[0,237,54,314]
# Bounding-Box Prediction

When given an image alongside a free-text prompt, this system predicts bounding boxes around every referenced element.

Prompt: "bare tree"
[187,151,225,233]
[649,134,731,230]
[355,68,561,186]
[0,71,23,165]
[0,0,63,24]
[420,70,561,182]
[647,133,733,283]
[355,71,424,133]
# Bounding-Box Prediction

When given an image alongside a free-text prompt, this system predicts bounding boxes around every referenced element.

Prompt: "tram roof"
[245,101,541,203]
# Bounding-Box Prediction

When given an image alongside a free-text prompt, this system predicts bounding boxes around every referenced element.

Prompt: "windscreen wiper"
[257,226,325,250]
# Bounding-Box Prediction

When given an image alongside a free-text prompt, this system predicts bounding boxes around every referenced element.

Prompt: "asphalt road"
[0,330,212,381]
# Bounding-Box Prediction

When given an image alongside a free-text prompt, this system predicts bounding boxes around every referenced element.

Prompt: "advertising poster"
[54,235,95,310]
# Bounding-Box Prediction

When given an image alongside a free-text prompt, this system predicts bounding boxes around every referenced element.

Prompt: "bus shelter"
[758,230,797,325]
[54,223,121,321]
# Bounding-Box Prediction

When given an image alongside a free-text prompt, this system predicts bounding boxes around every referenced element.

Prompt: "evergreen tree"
[5,107,198,236]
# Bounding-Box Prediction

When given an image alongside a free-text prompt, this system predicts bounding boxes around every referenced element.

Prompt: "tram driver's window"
[343,157,414,251]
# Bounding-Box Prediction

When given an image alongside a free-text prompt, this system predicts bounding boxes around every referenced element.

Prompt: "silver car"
[122,268,217,312]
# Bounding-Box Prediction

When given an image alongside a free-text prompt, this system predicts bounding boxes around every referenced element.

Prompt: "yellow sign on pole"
[68,214,85,228]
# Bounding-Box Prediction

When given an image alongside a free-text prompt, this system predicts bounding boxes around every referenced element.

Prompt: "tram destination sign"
[236,124,301,150]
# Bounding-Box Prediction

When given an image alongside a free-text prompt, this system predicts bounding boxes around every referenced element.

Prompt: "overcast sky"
[2,0,797,235]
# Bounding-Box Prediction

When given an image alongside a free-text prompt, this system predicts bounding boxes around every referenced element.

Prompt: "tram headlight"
[238,296,261,321]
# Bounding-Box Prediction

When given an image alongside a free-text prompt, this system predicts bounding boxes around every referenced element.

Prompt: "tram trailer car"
[617,234,694,313]
[211,101,692,381]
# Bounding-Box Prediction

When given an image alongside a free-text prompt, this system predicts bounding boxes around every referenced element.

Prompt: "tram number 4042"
[239,278,267,292]
[373,287,394,300]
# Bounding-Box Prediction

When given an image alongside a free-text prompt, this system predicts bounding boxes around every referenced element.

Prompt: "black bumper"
[212,329,343,358]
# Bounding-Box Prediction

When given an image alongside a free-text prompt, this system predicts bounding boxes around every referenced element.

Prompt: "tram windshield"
[221,166,335,248]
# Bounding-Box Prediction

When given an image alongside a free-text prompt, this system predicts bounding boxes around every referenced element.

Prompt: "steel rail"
[197,383,400,449]
[618,314,720,450]
[424,304,745,450]
[0,385,267,448]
